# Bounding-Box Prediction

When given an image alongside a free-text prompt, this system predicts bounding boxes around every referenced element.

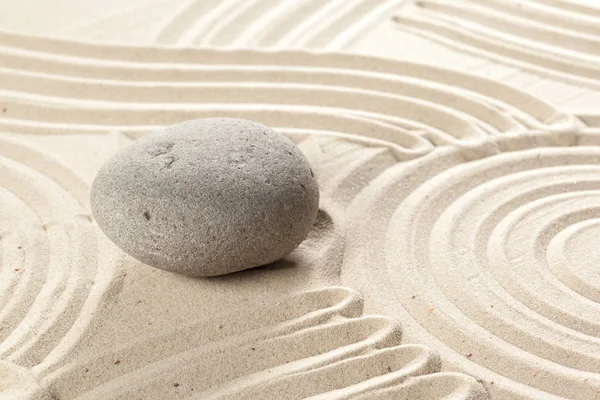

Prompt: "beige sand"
[4,0,600,116]
[0,31,498,400]
[1,1,600,399]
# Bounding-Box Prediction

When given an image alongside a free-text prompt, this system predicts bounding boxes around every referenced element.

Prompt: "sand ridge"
[0,136,120,369]
[49,0,403,49]
[0,30,578,146]
[344,130,600,399]
[5,0,600,115]
[41,287,487,399]
[394,0,600,88]
[0,31,500,399]
[1,2,600,399]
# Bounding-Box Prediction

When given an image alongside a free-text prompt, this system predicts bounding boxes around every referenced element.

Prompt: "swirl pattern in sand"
[344,130,600,399]
[3,27,600,399]
[0,32,502,399]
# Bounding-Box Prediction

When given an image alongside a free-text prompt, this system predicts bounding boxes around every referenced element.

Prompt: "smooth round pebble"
[91,118,319,276]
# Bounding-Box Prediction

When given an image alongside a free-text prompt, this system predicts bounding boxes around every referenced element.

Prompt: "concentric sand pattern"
[4,28,600,399]
[0,130,491,398]
[0,32,499,399]
[0,134,124,399]
[344,130,600,399]
[0,139,489,398]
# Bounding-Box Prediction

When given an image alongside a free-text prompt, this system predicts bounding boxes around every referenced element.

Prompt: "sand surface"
[1,1,600,399]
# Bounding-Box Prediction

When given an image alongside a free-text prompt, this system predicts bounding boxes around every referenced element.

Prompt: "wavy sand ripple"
[4,30,599,399]
[394,0,600,89]
[0,31,579,148]
[5,0,600,115]
[0,135,122,383]
[344,130,600,399]
[35,287,485,400]
[0,136,489,400]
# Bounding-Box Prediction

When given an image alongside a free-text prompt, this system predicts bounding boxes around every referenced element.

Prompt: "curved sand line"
[40,287,486,399]
[344,130,600,399]
[0,132,487,399]
[7,0,599,116]
[0,136,120,373]
[0,31,580,148]
[151,0,403,49]
[393,0,600,89]
[1,27,596,400]
[0,33,496,398]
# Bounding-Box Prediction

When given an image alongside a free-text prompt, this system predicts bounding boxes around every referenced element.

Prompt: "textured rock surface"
[91,118,319,276]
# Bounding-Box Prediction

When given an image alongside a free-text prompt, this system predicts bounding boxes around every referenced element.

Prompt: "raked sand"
[2,1,600,399]
[3,0,600,115]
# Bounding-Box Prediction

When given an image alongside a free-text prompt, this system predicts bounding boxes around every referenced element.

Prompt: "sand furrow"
[3,0,599,116]
[41,287,485,400]
[0,136,119,372]
[460,0,600,37]
[0,85,494,144]
[2,20,598,399]
[344,130,600,398]
[418,0,600,57]
[234,0,331,48]
[0,191,48,345]
[393,0,600,89]
[0,29,576,114]
[0,112,429,162]
[0,57,554,134]
[6,0,598,116]
[0,31,578,146]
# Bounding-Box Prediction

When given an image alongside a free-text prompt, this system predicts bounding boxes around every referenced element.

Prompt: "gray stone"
[91,118,319,277]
